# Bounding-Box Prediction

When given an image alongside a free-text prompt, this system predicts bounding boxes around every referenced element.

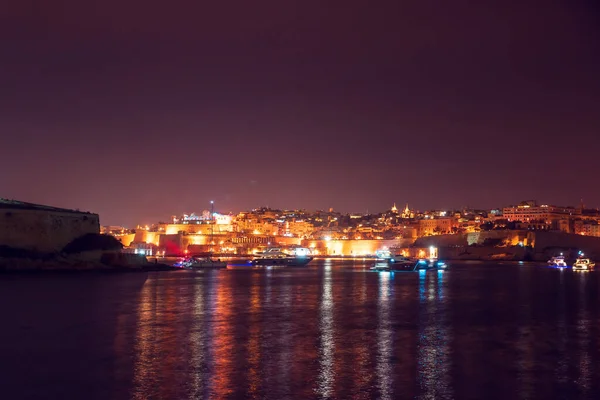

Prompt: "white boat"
[414,259,448,270]
[573,258,595,271]
[388,255,416,266]
[547,255,567,267]
[375,249,392,260]
[370,257,448,272]
[370,263,391,271]
[174,256,227,269]
[251,247,313,266]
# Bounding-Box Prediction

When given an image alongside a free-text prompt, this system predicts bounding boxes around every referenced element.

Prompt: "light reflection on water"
[316,260,335,398]
[188,273,206,398]
[246,273,262,398]
[417,269,451,400]
[376,272,393,399]
[555,267,568,388]
[3,261,600,399]
[576,272,591,395]
[517,266,534,399]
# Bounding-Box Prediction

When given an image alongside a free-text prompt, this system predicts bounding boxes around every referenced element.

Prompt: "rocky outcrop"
[62,233,123,254]
[0,237,150,273]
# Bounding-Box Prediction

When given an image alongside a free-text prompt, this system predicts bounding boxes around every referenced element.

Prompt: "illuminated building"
[502,201,578,222]
[401,204,414,219]
[285,220,314,237]
[418,217,457,236]
[573,220,600,237]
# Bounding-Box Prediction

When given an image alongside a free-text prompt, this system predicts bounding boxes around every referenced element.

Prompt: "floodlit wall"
[414,231,528,247]
[302,239,415,256]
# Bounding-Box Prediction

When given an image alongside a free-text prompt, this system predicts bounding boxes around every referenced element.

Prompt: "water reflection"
[131,280,158,400]
[376,272,393,399]
[211,273,235,397]
[350,266,374,396]
[246,273,262,397]
[576,271,591,395]
[554,268,568,387]
[276,275,293,396]
[517,267,534,399]
[188,274,207,398]
[11,260,600,400]
[417,270,452,399]
[316,261,335,397]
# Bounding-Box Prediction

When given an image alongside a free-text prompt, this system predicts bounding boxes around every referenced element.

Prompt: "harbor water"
[1,260,600,399]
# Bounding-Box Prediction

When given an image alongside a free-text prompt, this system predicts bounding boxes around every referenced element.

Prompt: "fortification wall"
[414,230,529,247]
[0,208,100,252]
[302,238,416,256]
[529,231,600,259]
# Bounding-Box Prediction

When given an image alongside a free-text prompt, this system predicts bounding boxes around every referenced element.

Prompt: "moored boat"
[370,257,448,272]
[573,257,595,271]
[251,247,313,267]
[414,259,448,271]
[174,256,227,269]
[547,255,567,268]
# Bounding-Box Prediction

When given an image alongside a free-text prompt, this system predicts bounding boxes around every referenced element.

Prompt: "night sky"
[2,1,599,226]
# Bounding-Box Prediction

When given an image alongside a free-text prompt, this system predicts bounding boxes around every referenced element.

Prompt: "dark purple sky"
[2,0,599,226]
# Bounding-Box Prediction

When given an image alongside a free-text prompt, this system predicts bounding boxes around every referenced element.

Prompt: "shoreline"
[0,262,179,274]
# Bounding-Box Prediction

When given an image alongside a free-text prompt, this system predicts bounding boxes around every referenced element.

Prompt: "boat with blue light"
[251,247,313,266]
[173,256,227,269]
[547,255,567,268]
[372,246,448,271]
[370,257,448,272]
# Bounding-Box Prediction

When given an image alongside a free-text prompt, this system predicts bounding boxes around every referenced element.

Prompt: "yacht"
[414,259,448,271]
[174,256,227,269]
[370,257,448,272]
[375,249,393,260]
[388,255,417,266]
[573,257,595,271]
[547,255,567,268]
[370,263,391,271]
[375,249,416,267]
[251,247,313,266]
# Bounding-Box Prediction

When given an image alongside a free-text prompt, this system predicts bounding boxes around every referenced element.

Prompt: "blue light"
[390,259,395,262]
[418,260,427,264]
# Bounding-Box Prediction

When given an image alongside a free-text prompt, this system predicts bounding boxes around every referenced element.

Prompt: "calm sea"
[1,260,599,399]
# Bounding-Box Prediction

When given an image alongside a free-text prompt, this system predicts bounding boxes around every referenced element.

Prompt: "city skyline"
[114,198,595,228]
[2,0,599,227]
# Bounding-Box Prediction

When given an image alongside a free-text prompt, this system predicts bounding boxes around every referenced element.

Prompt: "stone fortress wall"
[0,199,100,252]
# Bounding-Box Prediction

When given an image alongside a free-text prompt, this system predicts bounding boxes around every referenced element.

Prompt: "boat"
[375,249,393,260]
[370,262,392,271]
[414,259,448,271]
[547,255,567,268]
[251,247,313,266]
[173,256,227,269]
[573,257,595,271]
[370,257,448,272]
[388,255,417,267]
